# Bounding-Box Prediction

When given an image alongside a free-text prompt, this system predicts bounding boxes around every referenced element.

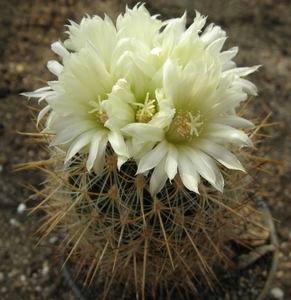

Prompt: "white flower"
[122,59,257,194]
[23,4,259,195]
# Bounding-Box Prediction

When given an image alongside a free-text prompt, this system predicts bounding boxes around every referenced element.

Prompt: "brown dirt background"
[0,0,290,299]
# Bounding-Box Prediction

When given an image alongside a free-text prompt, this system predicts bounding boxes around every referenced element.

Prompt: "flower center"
[134,93,156,123]
[88,96,108,124]
[166,110,204,143]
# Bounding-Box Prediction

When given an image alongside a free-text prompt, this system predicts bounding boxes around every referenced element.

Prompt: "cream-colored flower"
[23,4,259,195]
[123,59,257,195]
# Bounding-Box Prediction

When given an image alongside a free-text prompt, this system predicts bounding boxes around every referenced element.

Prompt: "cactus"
[22,4,271,300]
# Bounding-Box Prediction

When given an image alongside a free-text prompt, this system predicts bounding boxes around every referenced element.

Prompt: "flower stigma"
[166,110,204,143]
[134,93,156,123]
[89,96,108,124]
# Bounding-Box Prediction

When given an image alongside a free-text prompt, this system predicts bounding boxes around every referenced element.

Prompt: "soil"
[0,0,290,299]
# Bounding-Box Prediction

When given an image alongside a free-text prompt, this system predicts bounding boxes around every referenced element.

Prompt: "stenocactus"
[23,4,264,299]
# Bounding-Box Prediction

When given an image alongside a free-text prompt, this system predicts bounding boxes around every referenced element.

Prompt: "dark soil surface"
[0,0,290,299]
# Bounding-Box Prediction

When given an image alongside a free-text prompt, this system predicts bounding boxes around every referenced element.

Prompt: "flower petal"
[219,46,238,66]
[122,123,165,142]
[65,129,97,163]
[37,105,51,126]
[202,124,253,147]
[47,60,63,76]
[195,138,245,171]
[177,152,200,194]
[149,156,168,195]
[179,146,224,191]
[137,140,169,174]
[212,115,255,129]
[108,130,129,168]
[49,119,98,145]
[223,65,261,77]
[165,144,178,180]
[51,41,70,59]
[92,133,108,175]
[86,130,108,173]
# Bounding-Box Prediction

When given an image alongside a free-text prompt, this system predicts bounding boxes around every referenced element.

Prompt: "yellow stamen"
[88,96,108,124]
[186,111,204,137]
[166,110,204,143]
[134,93,156,123]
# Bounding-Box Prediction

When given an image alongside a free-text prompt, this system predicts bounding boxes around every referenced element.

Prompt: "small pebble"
[17,203,26,214]
[49,236,58,244]
[9,218,20,227]
[28,150,35,157]
[13,279,22,288]
[34,286,42,292]
[276,270,284,278]
[42,263,49,276]
[16,63,24,73]
[8,268,18,278]
[270,287,284,300]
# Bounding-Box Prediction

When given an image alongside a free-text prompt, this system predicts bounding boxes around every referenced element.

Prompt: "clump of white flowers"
[24,3,259,195]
